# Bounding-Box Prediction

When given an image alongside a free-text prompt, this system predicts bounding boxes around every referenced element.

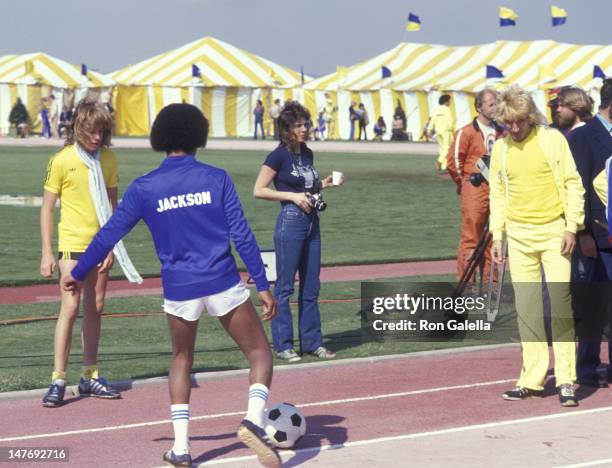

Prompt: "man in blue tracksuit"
[61,104,281,468]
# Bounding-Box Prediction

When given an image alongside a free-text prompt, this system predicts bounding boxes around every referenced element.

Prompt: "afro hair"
[150,103,208,153]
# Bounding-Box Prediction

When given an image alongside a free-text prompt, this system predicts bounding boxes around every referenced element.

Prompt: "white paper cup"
[332,171,343,186]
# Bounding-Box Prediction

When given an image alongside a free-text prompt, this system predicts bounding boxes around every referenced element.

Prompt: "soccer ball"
[264,403,307,449]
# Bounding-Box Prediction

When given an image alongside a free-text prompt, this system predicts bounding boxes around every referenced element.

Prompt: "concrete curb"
[0,343,518,402]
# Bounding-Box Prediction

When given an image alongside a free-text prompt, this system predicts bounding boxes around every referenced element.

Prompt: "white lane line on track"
[194,405,612,466]
[558,459,612,468]
[0,378,515,442]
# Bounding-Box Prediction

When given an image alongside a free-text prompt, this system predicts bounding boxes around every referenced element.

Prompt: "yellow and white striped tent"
[0,52,114,135]
[111,36,308,137]
[303,40,612,140]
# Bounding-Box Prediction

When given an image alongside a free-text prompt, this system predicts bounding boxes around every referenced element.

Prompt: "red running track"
[0,345,610,467]
[0,260,455,305]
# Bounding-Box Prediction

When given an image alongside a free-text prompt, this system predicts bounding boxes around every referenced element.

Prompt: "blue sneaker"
[162,450,192,467]
[42,383,65,407]
[78,376,121,399]
[237,419,281,468]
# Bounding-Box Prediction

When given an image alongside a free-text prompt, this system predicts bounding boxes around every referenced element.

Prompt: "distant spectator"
[348,101,358,140]
[317,112,327,141]
[373,116,386,141]
[41,98,52,138]
[357,103,368,141]
[270,98,281,140]
[254,99,265,139]
[49,94,59,138]
[324,92,335,139]
[394,100,407,130]
[58,106,73,138]
[391,115,406,141]
[9,98,30,138]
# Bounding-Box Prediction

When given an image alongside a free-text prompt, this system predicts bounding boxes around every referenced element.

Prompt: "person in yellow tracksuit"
[489,85,584,407]
[593,162,609,205]
[428,94,454,172]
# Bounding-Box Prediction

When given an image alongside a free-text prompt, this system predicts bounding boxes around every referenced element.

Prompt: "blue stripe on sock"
[249,390,268,400]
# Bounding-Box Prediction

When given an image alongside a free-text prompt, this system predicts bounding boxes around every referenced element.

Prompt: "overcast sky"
[1,0,610,77]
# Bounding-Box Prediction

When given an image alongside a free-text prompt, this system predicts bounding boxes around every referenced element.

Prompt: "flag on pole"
[406,13,421,31]
[538,64,557,84]
[594,65,606,80]
[551,6,567,26]
[486,65,504,79]
[499,7,518,27]
[382,66,392,79]
[300,65,305,85]
[81,64,88,76]
[192,64,201,78]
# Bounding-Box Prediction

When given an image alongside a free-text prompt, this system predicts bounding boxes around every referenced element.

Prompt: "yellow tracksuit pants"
[506,217,576,390]
[436,131,453,170]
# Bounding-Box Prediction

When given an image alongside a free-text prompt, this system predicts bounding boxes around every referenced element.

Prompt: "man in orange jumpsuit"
[447,88,504,288]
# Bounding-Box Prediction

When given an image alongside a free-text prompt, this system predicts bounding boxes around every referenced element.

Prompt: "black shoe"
[502,387,544,401]
[162,450,192,467]
[237,419,281,468]
[78,376,121,399]
[578,375,608,388]
[559,384,579,407]
[42,383,65,407]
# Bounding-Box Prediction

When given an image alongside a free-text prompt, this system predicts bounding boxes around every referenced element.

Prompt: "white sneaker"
[276,349,301,363]
[310,346,336,359]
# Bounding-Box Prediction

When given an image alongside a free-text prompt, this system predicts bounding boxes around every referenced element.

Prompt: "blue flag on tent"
[300,65,305,85]
[594,65,606,79]
[192,64,201,78]
[486,65,504,79]
[382,66,392,79]
[81,64,88,76]
[406,13,421,31]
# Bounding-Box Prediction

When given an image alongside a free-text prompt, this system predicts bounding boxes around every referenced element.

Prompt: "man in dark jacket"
[568,79,612,388]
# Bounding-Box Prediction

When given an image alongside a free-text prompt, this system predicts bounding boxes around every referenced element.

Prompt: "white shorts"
[163,282,250,321]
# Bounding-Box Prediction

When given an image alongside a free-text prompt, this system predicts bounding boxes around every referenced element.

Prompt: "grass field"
[0,275,519,393]
[0,146,460,285]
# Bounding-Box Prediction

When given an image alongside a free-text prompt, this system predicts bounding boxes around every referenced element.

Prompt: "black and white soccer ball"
[264,402,307,449]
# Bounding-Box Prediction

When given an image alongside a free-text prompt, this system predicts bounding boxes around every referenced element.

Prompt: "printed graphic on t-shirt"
[290,156,319,191]
[478,121,497,155]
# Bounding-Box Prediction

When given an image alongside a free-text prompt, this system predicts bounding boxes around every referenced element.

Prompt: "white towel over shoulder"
[75,144,142,284]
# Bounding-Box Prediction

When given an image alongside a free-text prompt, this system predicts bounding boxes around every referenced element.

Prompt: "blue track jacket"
[71,155,269,300]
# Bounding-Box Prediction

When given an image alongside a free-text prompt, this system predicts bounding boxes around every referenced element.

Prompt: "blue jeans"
[272,204,323,353]
[254,119,264,139]
[572,248,612,381]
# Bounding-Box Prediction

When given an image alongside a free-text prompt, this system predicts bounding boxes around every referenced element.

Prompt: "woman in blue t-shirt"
[254,101,344,362]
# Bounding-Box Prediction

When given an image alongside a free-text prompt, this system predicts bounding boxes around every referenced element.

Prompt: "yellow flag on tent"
[538,64,557,85]
[551,6,567,26]
[499,7,518,26]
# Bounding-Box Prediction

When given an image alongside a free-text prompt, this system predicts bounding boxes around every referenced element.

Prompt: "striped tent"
[304,41,612,141]
[0,53,114,135]
[111,36,308,137]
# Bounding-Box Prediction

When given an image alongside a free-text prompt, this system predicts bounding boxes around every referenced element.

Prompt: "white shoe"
[276,349,301,363]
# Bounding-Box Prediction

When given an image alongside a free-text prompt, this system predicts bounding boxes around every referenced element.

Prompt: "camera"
[469,156,490,187]
[308,192,327,211]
